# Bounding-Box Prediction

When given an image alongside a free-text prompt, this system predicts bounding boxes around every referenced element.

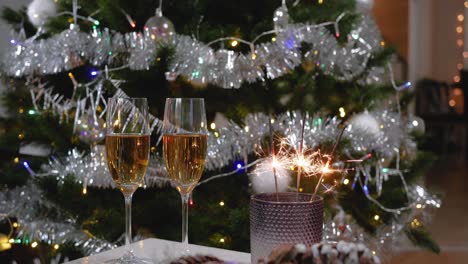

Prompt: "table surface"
[66,238,251,264]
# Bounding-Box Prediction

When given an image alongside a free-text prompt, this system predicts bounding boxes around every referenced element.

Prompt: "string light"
[219,200,225,206]
[31,241,38,248]
[343,178,349,185]
[210,122,216,130]
[18,108,24,114]
[458,14,465,22]
[12,222,19,228]
[230,40,239,47]
[17,133,24,140]
[458,39,464,47]
[13,157,19,163]
[453,75,461,83]
[339,107,346,118]
[449,99,456,107]
[457,26,463,34]
[53,244,60,250]
[82,187,87,195]
[411,218,421,228]
[373,214,380,221]
[466,1,468,8]
[416,203,422,209]
[219,238,225,243]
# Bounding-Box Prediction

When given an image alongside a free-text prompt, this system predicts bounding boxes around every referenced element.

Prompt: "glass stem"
[124,193,134,249]
[181,193,190,244]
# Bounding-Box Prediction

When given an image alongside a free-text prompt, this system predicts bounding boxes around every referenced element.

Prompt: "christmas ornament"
[406,116,425,134]
[348,111,381,138]
[75,112,106,145]
[250,157,291,194]
[144,8,175,44]
[27,0,57,27]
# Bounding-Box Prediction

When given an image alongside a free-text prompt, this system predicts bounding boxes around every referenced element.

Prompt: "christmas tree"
[0,0,440,262]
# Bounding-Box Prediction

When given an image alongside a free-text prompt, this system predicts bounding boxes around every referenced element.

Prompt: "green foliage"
[405,226,441,253]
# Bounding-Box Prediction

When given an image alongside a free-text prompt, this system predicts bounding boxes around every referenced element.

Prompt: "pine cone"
[170,254,225,264]
[264,241,381,264]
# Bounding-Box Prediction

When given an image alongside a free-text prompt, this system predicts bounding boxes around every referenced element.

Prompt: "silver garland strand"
[0,182,116,254]
[2,14,392,88]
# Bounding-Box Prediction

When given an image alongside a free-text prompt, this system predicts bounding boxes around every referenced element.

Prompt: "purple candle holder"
[250,192,324,263]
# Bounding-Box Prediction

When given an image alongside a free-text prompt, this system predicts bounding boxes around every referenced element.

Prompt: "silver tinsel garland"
[0,182,115,255]
[2,14,389,88]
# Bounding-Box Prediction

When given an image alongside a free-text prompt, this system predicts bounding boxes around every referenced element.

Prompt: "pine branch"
[405,226,441,253]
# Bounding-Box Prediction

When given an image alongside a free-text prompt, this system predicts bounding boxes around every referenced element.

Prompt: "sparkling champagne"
[163,134,207,194]
[106,134,150,194]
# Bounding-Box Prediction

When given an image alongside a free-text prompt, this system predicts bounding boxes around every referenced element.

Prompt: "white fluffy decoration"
[27,0,57,27]
[250,158,291,194]
[349,111,381,138]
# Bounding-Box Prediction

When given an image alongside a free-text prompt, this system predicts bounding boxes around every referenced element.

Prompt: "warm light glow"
[219,238,225,243]
[457,63,464,70]
[53,244,59,250]
[454,75,461,83]
[296,155,308,168]
[411,218,421,228]
[214,132,219,137]
[318,0,324,4]
[339,107,346,118]
[12,222,19,228]
[219,201,225,207]
[416,203,422,209]
[380,41,385,47]
[299,188,303,192]
[17,133,24,140]
[271,37,277,42]
[457,26,463,34]
[31,241,38,248]
[449,99,456,107]
[454,88,463,96]
[13,157,19,163]
[458,14,465,22]
[373,214,380,221]
[244,126,249,132]
[464,51,468,58]
[210,122,216,130]
[9,239,14,243]
[343,178,349,185]
[18,108,24,114]
[230,40,239,47]
[82,187,87,195]
[322,164,331,174]
[270,118,275,124]
[271,157,280,168]
[251,53,257,60]
[457,39,464,47]
[465,1,468,8]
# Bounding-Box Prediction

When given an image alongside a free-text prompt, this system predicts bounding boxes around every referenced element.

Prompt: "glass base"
[105,251,153,264]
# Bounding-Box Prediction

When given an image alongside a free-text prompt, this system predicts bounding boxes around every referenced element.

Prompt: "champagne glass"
[163,98,208,250]
[106,97,150,263]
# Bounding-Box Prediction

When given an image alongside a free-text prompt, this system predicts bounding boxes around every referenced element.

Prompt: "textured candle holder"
[250,192,324,264]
